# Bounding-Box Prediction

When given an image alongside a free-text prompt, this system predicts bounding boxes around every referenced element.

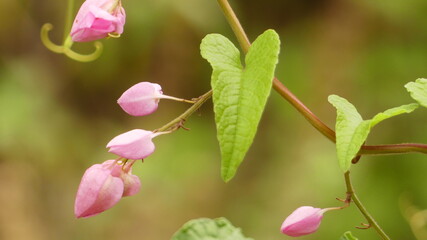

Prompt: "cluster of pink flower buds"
[70,0,195,219]
[281,206,331,237]
[74,82,191,218]
[70,0,126,42]
[74,160,140,218]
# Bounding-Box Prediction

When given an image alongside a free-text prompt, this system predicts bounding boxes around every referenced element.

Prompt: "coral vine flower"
[74,160,140,218]
[118,82,163,116]
[107,129,163,160]
[281,206,328,237]
[117,82,194,116]
[103,160,141,197]
[70,0,126,42]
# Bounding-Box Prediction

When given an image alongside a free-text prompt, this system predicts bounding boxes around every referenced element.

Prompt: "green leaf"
[171,218,253,240]
[340,231,359,240]
[405,78,427,108]
[328,95,366,172]
[329,95,417,172]
[370,103,418,127]
[201,30,280,182]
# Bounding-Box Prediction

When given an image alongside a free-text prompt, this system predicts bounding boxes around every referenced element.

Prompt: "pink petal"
[101,160,141,196]
[70,0,126,42]
[117,82,163,116]
[122,173,141,197]
[89,5,117,24]
[281,206,324,237]
[114,7,126,35]
[106,129,156,159]
[74,163,124,218]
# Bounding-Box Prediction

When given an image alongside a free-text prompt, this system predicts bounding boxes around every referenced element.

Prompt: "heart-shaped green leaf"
[201,30,280,181]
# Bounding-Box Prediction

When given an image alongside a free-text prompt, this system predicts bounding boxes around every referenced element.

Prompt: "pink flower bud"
[121,171,141,196]
[281,206,327,237]
[102,160,141,197]
[70,0,126,42]
[74,161,124,218]
[106,129,160,160]
[117,82,163,116]
[74,160,141,218]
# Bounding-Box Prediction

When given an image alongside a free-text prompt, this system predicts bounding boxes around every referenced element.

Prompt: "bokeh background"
[1,0,427,239]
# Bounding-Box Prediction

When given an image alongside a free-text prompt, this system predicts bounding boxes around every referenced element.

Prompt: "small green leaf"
[328,95,365,172]
[201,30,280,182]
[329,95,417,172]
[405,78,427,108]
[171,218,253,240]
[340,231,359,240]
[370,103,418,127]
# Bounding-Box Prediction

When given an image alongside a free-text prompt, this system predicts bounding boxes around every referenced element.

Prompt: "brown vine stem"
[360,143,427,155]
[344,171,391,240]
[216,0,427,156]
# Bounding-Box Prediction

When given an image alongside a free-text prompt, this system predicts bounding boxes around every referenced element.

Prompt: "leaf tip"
[327,94,339,103]
[264,29,279,37]
[407,103,420,112]
[221,171,234,183]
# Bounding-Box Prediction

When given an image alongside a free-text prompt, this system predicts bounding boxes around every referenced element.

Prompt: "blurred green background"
[1,0,427,239]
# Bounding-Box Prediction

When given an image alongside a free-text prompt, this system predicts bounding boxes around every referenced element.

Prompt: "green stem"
[215,0,427,156]
[63,35,74,49]
[63,0,75,41]
[345,172,391,240]
[155,90,213,132]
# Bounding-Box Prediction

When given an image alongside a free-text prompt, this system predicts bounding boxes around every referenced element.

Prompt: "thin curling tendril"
[40,23,103,62]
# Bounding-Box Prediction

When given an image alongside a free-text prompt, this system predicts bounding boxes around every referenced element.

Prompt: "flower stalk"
[344,171,391,240]
[40,0,103,62]
[63,0,75,41]
[155,90,213,132]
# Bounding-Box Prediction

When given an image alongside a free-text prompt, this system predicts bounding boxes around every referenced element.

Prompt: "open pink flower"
[107,129,163,160]
[74,160,140,218]
[281,206,328,237]
[70,0,126,42]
